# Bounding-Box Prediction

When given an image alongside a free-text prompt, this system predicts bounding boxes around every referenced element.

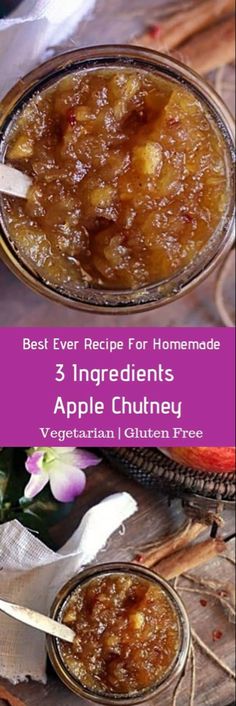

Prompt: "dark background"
[0,0,21,16]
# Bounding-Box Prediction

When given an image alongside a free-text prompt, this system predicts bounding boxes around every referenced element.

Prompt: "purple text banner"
[0,327,234,447]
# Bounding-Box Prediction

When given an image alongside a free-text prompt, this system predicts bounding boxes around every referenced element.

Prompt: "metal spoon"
[0,598,75,643]
[0,164,32,198]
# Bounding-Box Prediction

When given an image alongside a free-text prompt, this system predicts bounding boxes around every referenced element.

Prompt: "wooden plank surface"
[0,0,235,327]
[0,458,235,706]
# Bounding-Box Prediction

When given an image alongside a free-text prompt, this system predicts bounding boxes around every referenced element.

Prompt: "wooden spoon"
[0,164,32,198]
[0,597,75,643]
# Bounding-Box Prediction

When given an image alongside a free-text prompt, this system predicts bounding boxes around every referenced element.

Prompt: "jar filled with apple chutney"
[0,46,234,313]
[47,563,190,705]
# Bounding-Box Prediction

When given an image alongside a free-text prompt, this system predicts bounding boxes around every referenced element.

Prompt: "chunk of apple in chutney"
[3,67,229,293]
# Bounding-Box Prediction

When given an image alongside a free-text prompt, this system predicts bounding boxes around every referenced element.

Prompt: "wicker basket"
[100,448,235,505]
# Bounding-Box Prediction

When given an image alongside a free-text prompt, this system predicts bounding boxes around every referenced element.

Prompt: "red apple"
[167,447,235,472]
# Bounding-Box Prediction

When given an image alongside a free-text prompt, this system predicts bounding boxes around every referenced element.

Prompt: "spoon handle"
[0,598,75,643]
[0,165,32,198]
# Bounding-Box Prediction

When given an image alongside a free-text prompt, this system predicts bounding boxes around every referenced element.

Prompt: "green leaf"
[0,448,15,506]
[0,471,9,507]
[19,488,73,527]
[0,448,73,546]
[0,448,28,507]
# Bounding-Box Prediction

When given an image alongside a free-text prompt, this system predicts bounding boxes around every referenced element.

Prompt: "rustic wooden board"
[0,0,235,327]
[0,458,235,706]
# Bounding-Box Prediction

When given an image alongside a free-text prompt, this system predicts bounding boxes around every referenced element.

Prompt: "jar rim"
[0,45,235,313]
[47,562,191,705]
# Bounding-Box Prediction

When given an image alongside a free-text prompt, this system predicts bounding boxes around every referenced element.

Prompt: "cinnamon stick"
[132,0,234,52]
[180,16,235,74]
[134,521,206,568]
[0,687,26,706]
[154,538,226,580]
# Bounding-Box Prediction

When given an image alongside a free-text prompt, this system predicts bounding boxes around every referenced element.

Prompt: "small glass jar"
[47,562,190,705]
[0,45,235,314]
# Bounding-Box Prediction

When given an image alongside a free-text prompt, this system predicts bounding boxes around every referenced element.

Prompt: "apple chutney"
[2,65,230,293]
[59,572,181,697]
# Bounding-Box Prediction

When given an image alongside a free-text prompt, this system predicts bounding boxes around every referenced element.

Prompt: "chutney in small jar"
[1,47,234,312]
[45,560,192,706]
[2,63,231,295]
[60,572,180,696]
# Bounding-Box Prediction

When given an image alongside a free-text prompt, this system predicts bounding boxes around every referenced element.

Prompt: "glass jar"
[47,562,190,705]
[0,45,235,314]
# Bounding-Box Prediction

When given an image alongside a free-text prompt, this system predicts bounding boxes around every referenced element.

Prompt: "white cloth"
[0,0,96,99]
[0,492,137,684]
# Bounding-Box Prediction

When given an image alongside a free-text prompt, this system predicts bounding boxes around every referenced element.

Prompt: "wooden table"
[0,0,235,327]
[0,458,235,706]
